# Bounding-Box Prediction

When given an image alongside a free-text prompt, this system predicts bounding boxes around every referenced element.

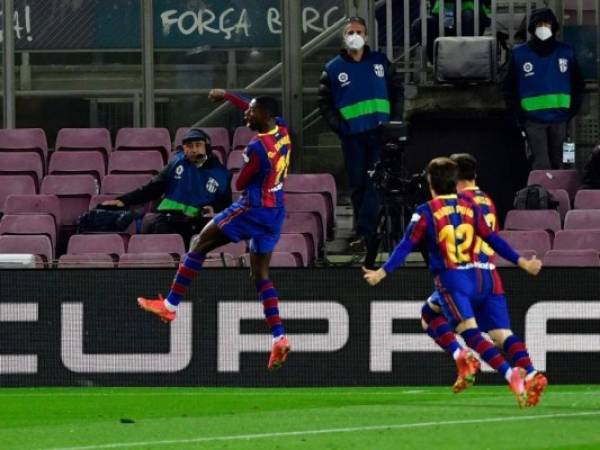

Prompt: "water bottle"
[562,137,575,165]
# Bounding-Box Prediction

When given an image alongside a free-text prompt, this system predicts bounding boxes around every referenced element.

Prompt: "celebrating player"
[362,157,542,407]
[420,153,547,405]
[138,89,291,371]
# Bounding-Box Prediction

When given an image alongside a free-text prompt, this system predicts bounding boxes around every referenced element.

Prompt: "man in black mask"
[504,7,585,170]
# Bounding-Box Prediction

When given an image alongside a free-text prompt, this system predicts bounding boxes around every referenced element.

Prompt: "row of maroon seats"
[496,228,600,266]
[0,127,255,170]
[0,232,310,268]
[504,208,600,232]
[0,170,336,237]
[496,248,600,267]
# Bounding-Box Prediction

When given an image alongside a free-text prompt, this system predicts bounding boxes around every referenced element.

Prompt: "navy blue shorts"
[429,270,511,331]
[213,201,284,253]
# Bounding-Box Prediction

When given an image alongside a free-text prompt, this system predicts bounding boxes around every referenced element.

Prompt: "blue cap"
[182,128,211,145]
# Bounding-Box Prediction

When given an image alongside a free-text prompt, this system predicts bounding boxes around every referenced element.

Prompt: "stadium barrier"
[1,268,599,387]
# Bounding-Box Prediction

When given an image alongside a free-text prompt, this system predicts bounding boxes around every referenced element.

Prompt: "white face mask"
[535,26,553,41]
[345,34,365,51]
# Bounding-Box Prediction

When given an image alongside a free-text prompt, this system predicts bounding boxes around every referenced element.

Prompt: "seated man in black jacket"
[103,128,232,246]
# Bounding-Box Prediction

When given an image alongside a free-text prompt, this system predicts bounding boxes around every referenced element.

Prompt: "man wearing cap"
[102,128,232,245]
[504,7,585,170]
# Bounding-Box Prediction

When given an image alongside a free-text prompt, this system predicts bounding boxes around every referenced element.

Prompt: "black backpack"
[513,184,559,210]
[77,206,135,233]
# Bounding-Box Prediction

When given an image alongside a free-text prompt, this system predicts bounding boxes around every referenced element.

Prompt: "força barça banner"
[0,0,344,50]
[1,268,599,387]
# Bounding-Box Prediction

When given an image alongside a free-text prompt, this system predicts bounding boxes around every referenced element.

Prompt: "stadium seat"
[0,234,54,264]
[232,126,257,151]
[66,233,126,256]
[115,127,171,163]
[543,249,600,267]
[48,151,106,181]
[285,174,337,239]
[40,175,99,226]
[203,253,236,267]
[548,189,570,223]
[0,152,44,190]
[226,149,245,172]
[127,234,185,258]
[285,193,328,243]
[527,170,580,201]
[101,174,153,195]
[553,229,600,251]
[0,128,48,171]
[3,194,61,227]
[175,127,230,162]
[204,241,247,259]
[282,212,322,260]
[503,209,561,232]
[241,251,299,267]
[108,150,164,175]
[564,210,600,230]
[495,249,536,267]
[57,253,115,268]
[274,233,310,266]
[574,189,600,209]
[0,214,57,250]
[498,230,552,257]
[55,128,112,166]
[0,176,37,213]
[118,252,178,268]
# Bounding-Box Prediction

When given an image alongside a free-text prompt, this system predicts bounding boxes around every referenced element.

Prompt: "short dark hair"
[253,96,279,118]
[450,153,477,181]
[344,16,367,32]
[426,157,458,195]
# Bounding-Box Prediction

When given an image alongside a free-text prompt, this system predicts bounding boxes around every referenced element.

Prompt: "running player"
[421,153,547,405]
[138,89,291,371]
[363,157,542,407]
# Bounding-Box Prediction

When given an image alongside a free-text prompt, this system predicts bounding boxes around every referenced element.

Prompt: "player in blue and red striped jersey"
[363,157,542,407]
[138,89,291,370]
[421,153,547,405]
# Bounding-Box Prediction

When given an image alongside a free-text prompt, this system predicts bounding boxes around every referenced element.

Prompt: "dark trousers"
[411,11,491,62]
[144,212,210,248]
[341,130,381,238]
[524,121,567,170]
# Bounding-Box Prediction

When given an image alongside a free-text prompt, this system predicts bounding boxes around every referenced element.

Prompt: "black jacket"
[317,46,404,135]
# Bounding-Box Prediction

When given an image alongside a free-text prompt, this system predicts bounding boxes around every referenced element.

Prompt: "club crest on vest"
[558,58,568,73]
[206,177,219,194]
[373,64,384,78]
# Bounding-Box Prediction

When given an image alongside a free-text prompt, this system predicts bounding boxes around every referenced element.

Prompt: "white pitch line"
[40,411,600,450]
[3,390,600,398]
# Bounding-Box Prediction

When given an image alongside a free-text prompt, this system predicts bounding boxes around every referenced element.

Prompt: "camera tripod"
[363,190,413,269]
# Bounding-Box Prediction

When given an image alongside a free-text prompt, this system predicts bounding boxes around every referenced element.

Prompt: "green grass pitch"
[1,385,599,450]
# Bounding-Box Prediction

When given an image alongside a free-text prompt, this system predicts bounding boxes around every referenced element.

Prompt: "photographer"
[318,16,404,250]
[102,128,232,246]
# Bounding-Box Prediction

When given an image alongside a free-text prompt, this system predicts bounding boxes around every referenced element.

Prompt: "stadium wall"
[1,268,599,387]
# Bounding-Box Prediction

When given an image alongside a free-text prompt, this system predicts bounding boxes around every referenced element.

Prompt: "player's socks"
[165,251,206,308]
[461,328,511,378]
[503,334,535,375]
[256,278,284,339]
[422,304,462,357]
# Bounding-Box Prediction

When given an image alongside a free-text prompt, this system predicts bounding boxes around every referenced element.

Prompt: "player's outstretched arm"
[208,89,250,111]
